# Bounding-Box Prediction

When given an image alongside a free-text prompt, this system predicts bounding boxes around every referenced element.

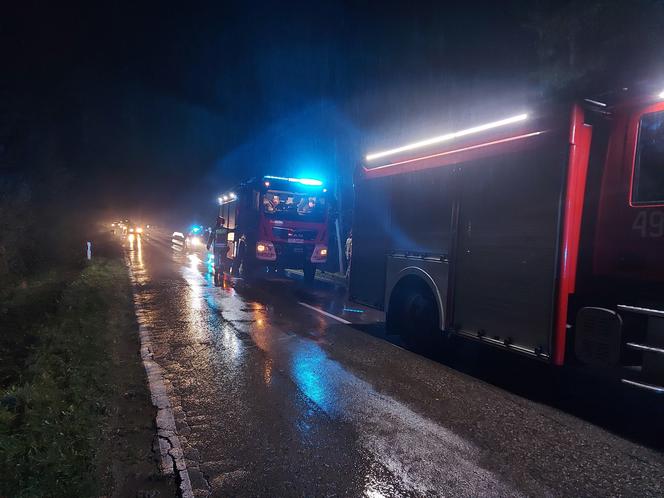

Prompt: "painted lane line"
[298,301,351,324]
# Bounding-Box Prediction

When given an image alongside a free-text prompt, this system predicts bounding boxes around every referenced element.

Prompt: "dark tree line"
[527,0,664,93]
[0,90,82,284]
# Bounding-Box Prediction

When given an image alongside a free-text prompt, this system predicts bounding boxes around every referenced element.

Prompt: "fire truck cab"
[351,88,664,393]
[218,175,330,281]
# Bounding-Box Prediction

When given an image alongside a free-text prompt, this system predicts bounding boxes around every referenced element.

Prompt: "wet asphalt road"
[126,234,664,497]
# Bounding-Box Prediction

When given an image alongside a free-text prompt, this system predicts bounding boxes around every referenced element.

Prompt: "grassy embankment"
[0,241,172,497]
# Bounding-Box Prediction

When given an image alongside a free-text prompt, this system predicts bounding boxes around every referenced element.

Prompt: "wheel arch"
[386,266,445,330]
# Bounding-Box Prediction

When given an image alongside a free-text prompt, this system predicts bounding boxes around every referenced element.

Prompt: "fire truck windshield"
[262,190,327,222]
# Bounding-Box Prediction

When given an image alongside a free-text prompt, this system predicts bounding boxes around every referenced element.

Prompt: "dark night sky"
[2,0,661,225]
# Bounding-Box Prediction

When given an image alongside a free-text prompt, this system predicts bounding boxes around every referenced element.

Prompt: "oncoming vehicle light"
[365,113,529,162]
[659,89,664,100]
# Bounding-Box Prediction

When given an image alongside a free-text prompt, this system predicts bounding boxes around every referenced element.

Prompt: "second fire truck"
[217,175,330,281]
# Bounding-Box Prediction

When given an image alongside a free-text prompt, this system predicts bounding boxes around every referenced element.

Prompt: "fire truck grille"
[272,227,317,240]
[274,242,314,262]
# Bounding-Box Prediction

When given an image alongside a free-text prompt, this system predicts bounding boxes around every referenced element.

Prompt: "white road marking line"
[298,301,351,324]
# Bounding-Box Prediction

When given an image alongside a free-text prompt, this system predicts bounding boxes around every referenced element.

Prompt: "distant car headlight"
[136,227,143,233]
[129,228,135,233]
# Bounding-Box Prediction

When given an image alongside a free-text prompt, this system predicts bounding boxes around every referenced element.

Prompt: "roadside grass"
[0,270,75,390]
[0,254,170,497]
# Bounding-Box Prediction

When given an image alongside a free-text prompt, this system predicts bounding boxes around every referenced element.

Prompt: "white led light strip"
[366,113,528,162]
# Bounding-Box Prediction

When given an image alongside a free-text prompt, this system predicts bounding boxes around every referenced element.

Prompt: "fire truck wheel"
[303,262,316,283]
[240,259,256,280]
[387,278,439,345]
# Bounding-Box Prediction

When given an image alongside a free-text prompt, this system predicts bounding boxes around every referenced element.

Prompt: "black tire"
[303,262,316,283]
[241,258,257,280]
[387,279,439,345]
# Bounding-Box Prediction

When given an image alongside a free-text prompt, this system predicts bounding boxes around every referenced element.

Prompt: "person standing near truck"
[207,216,229,286]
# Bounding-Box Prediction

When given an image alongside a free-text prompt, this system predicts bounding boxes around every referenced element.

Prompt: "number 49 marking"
[632,211,664,238]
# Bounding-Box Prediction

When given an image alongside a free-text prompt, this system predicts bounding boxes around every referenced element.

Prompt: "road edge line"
[125,259,194,498]
[298,301,351,324]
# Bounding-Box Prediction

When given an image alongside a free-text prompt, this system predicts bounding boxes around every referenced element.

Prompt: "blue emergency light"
[264,175,323,187]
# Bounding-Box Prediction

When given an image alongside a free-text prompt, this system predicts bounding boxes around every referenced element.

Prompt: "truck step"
[626,342,664,355]
[617,304,664,318]
[621,378,664,394]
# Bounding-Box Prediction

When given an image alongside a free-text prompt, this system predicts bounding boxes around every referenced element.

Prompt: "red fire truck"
[350,88,664,393]
[217,175,330,281]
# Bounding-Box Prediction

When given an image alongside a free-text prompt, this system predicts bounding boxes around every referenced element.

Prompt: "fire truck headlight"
[256,241,276,261]
[311,245,328,263]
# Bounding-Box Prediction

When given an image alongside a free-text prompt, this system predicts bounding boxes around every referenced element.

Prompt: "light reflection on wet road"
[126,234,664,497]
